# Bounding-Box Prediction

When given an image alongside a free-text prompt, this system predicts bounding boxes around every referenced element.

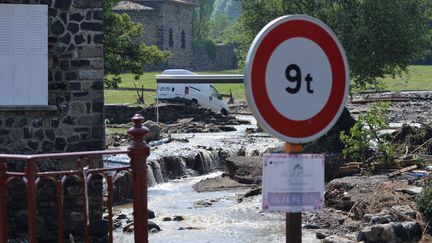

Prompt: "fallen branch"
[388,165,418,178]
[351,97,411,104]
[407,138,432,156]
[339,162,364,174]
[123,222,134,232]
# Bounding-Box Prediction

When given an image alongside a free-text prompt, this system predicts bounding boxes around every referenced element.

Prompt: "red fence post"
[25,160,38,243]
[56,177,65,243]
[0,162,8,243]
[127,114,150,243]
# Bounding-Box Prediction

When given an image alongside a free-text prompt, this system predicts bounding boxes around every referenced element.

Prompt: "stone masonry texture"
[0,0,105,241]
[115,0,194,69]
[114,0,238,71]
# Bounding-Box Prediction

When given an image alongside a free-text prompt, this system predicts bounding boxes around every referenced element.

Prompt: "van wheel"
[221,108,228,116]
[191,99,198,106]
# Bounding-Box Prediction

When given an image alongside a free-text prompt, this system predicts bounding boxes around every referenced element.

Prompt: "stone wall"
[192,43,238,71]
[0,0,105,154]
[0,0,105,241]
[115,1,240,71]
[162,1,194,69]
[115,0,194,70]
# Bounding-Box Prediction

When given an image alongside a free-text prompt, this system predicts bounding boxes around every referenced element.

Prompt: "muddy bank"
[348,91,432,124]
[192,174,251,193]
[106,105,252,147]
[105,103,249,125]
[192,156,429,242]
[307,175,426,242]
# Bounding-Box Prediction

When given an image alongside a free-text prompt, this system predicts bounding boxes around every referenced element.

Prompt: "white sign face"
[266,37,332,121]
[262,154,324,213]
[244,15,349,143]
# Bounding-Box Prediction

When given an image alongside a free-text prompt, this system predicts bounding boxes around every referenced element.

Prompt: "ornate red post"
[0,162,8,243]
[127,114,150,243]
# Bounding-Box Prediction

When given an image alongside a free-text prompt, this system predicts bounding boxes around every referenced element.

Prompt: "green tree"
[208,14,241,44]
[104,0,171,88]
[193,0,216,42]
[213,0,242,21]
[237,0,432,89]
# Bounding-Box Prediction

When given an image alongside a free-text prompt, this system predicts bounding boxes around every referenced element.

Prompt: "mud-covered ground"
[230,90,432,124]
[348,91,432,124]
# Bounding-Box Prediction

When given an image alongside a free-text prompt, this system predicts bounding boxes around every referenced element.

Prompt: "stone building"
[0,0,105,241]
[114,0,195,69]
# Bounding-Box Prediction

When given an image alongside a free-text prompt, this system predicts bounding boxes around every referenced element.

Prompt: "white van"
[156,69,230,115]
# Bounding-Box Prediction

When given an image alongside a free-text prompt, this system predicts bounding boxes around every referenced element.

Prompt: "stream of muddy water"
[107,115,319,242]
[112,172,319,242]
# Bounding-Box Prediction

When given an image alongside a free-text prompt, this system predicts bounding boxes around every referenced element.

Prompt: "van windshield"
[210,85,219,98]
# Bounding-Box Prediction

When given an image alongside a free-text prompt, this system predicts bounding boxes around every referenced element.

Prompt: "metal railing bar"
[0,150,128,160]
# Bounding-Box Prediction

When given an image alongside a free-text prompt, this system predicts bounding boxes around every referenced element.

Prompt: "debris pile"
[392,123,432,156]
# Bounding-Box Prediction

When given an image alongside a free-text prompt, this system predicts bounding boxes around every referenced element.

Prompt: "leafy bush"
[340,102,395,163]
[417,181,432,223]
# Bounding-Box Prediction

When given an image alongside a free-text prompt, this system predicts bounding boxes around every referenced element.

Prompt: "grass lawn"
[379,65,432,91]
[105,66,432,104]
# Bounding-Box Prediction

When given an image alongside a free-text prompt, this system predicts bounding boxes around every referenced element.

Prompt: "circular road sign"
[244,15,349,144]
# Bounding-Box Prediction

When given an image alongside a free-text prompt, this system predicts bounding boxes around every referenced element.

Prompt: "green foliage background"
[237,0,432,89]
[104,0,171,88]
[193,0,216,42]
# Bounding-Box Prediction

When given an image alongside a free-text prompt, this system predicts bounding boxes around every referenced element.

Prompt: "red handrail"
[0,114,150,243]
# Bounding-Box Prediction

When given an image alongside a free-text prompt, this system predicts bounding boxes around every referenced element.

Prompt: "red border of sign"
[247,16,348,141]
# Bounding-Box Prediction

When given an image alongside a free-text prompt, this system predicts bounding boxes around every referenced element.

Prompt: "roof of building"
[168,0,196,6]
[113,0,195,11]
[113,1,154,11]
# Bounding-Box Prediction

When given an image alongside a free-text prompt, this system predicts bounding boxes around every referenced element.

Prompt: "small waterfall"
[108,144,281,203]
[200,149,219,173]
[157,155,197,180]
[144,147,241,186]
[147,164,157,187]
[149,160,164,184]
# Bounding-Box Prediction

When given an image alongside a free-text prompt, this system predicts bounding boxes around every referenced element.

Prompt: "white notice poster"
[262,154,324,212]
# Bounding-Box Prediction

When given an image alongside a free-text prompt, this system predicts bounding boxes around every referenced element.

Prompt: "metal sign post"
[284,143,303,243]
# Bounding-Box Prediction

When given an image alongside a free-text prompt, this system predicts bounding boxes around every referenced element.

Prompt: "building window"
[181,30,185,49]
[168,28,173,48]
[0,4,48,106]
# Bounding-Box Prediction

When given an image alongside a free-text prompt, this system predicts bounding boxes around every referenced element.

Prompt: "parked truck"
[156,69,230,115]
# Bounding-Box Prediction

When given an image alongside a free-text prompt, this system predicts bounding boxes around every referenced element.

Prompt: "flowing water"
[113,172,319,242]
[105,115,284,186]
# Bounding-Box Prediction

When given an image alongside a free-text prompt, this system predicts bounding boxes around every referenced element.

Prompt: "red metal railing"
[0,114,149,243]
